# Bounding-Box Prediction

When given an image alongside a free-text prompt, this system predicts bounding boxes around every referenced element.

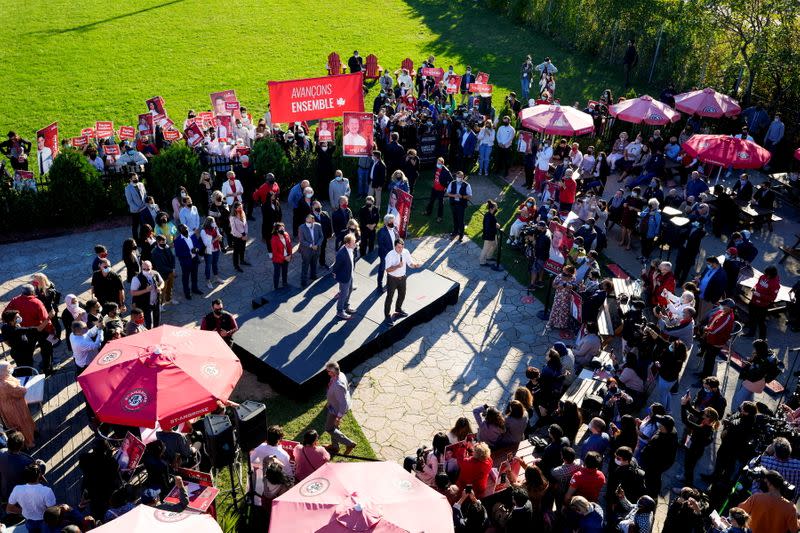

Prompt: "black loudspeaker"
[203,414,236,468]
[234,400,268,452]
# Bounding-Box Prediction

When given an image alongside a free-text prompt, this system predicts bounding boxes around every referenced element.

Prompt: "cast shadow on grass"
[26,0,186,36]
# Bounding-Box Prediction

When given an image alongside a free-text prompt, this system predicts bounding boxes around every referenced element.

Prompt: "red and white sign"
[81,127,95,139]
[95,121,114,138]
[164,483,219,513]
[517,131,534,153]
[175,467,214,486]
[268,72,364,123]
[145,96,166,116]
[446,75,462,94]
[70,137,88,148]
[421,67,444,81]
[104,144,121,156]
[214,114,232,140]
[570,291,583,322]
[119,126,136,140]
[36,122,58,175]
[342,112,373,157]
[184,123,204,147]
[210,90,240,119]
[317,119,335,142]
[116,431,146,471]
[475,72,490,84]
[392,188,413,238]
[544,221,574,275]
[163,129,181,141]
[468,83,493,95]
[137,113,154,136]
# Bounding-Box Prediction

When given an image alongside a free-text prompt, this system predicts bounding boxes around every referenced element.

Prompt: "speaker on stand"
[203,413,240,508]
[233,401,268,507]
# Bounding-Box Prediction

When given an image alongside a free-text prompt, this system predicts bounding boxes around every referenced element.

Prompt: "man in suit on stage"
[376,214,398,292]
[332,234,358,320]
[299,213,324,287]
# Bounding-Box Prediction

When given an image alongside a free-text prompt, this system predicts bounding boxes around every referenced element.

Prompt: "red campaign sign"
[16,170,34,180]
[95,121,114,138]
[184,123,205,147]
[210,90,238,115]
[225,101,240,112]
[175,466,213,486]
[342,112,373,157]
[118,126,136,140]
[317,119,336,142]
[103,144,121,156]
[145,96,166,116]
[137,113,154,136]
[475,72,490,84]
[392,188,413,238]
[164,483,219,513]
[446,75,462,94]
[444,434,477,461]
[544,221,574,275]
[81,128,95,138]
[36,122,59,175]
[163,129,181,141]
[468,83,493,95]
[153,113,169,128]
[517,131,534,153]
[70,137,88,148]
[421,67,444,80]
[116,431,145,471]
[215,115,232,139]
[268,72,364,123]
[279,440,300,461]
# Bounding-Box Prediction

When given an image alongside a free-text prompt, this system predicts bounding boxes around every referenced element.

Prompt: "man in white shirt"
[250,425,293,477]
[179,197,201,234]
[221,170,243,206]
[69,321,103,374]
[534,140,553,192]
[6,463,55,530]
[495,116,516,177]
[383,238,420,325]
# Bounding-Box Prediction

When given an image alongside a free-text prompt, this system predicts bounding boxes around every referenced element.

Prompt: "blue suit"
[698,265,728,304]
[333,246,354,314]
[376,226,396,289]
[173,234,202,298]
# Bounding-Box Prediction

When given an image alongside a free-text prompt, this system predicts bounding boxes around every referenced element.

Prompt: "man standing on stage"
[384,238,420,325]
[325,362,356,455]
[332,234,358,320]
[376,214,398,292]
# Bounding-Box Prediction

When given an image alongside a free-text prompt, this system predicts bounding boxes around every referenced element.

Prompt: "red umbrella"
[78,325,242,428]
[518,104,594,136]
[681,134,771,169]
[673,87,741,118]
[609,95,680,125]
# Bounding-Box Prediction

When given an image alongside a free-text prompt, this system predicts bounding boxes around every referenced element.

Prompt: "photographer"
[408,432,449,487]
[452,486,487,533]
[738,470,799,533]
[700,401,757,484]
[662,486,709,533]
[747,437,800,497]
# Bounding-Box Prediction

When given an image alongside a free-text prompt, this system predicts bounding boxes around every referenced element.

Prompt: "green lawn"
[2,0,624,147]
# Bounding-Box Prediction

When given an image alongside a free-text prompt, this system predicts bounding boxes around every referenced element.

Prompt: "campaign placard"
[341,112,374,157]
[70,137,88,148]
[81,128,95,139]
[118,126,136,140]
[517,131,534,153]
[421,67,444,81]
[164,483,219,513]
[475,72,490,84]
[544,221,574,275]
[145,96,166,116]
[116,431,145,471]
[446,75,462,94]
[210,90,238,117]
[214,114,232,140]
[392,189,413,238]
[317,119,335,142]
[36,122,58,175]
[163,129,181,141]
[103,144,121,156]
[95,121,114,138]
[268,72,364,123]
[468,83,493,95]
[137,114,154,136]
[184,123,204,147]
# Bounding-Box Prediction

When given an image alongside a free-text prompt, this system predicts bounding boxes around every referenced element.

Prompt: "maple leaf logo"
[336,97,346,106]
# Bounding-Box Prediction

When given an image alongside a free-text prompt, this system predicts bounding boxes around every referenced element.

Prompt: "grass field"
[2,0,625,142]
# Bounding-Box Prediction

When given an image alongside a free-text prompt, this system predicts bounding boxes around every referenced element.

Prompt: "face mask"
[306,222,313,228]
[387,222,394,228]
[321,146,327,151]
[143,269,152,277]
[211,222,217,229]
[614,458,624,466]
[15,315,22,325]
[436,163,442,169]
[456,178,462,183]
[102,267,111,274]
[341,203,348,209]
[366,201,374,207]
[134,316,145,324]
[703,387,711,393]
[631,193,638,198]
[305,193,313,199]
[278,229,285,234]
[526,202,533,207]
[158,243,166,249]
[314,208,321,213]
[99,252,108,259]
[335,176,343,181]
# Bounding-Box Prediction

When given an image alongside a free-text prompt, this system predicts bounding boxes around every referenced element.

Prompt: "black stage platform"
[232,256,460,394]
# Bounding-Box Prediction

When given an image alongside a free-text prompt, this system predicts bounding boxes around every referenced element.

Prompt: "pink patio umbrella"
[269,461,454,532]
[681,134,771,169]
[609,95,681,125]
[91,504,222,532]
[518,104,595,136]
[673,87,741,118]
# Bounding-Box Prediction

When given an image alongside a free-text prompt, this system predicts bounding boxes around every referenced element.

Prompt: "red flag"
[393,189,413,238]
[268,73,364,123]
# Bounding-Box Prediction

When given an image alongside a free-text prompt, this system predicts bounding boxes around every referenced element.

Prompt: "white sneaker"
[206,280,214,289]
[214,276,224,284]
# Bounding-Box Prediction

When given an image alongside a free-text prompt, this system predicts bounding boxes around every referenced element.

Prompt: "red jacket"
[750,275,780,308]
[455,455,493,498]
[559,177,577,204]
[252,182,280,205]
[270,233,292,263]
[652,271,676,307]
[704,307,735,347]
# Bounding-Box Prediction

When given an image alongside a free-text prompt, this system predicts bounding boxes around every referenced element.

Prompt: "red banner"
[342,112,373,157]
[81,127,95,139]
[95,121,114,138]
[103,144,121,156]
[421,67,444,81]
[475,72,490,84]
[446,75,462,94]
[118,126,135,140]
[468,83,493,95]
[268,73,364,123]
[70,137,88,148]
[392,188,413,238]
[317,119,336,142]
[36,122,58,175]
[163,129,181,141]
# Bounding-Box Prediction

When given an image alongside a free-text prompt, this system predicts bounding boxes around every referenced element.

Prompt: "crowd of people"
[1,48,799,533]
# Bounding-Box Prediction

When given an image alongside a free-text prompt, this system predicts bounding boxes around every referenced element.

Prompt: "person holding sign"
[383,238,420,325]
[447,172,472,242]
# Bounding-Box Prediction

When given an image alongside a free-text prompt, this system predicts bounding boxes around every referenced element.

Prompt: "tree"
[148,143,201,206]
[47,148,104,226]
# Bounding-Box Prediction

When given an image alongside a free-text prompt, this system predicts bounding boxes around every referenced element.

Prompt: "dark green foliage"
[47,148,104,226]
[148,144,201,206]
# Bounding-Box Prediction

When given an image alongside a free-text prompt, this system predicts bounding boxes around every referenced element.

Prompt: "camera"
[740,464,796,500]
[414,446,430,472]
[528,435,548,451]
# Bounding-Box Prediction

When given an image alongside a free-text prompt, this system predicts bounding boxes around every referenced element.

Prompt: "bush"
[287,147,317,187]
[252,138,291,190]
[0,187,50,232]
[48,148,104,226]
[148,144,201,206]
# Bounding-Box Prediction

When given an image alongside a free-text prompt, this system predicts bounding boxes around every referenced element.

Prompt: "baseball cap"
[726,247,738,256]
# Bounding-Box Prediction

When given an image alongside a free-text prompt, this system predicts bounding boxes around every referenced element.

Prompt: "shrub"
[252,138,291,190]
[0,187,50,232]
[47,148,104,226]
[148,144,201,206]
[287,147,317,187]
